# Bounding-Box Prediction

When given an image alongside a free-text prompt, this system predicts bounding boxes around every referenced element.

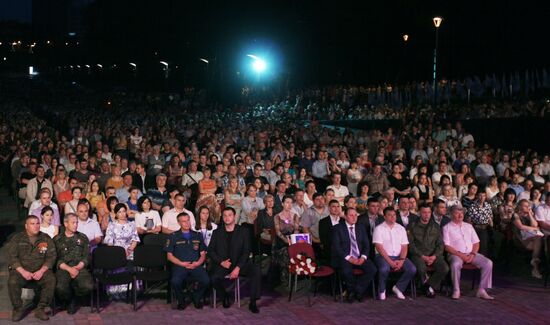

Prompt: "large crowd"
[2,79,550,321]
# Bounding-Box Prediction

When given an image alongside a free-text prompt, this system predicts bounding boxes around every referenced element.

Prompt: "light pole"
[129,62,137,77]
[200,58,209,91]
[432,17,443,108]
[160,61,169,79]
[402,34,409,81]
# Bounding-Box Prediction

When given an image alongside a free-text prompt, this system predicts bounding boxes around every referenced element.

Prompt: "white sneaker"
[379,291,386,300]
[428,286,435,295]
[392,285,406,300]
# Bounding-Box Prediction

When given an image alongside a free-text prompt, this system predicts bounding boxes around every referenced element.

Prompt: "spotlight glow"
[252,59,266,72]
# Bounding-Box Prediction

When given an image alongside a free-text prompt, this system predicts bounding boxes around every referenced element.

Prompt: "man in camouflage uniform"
[8,215,57,322]
[54,213,93,314]
[407,204,449,298]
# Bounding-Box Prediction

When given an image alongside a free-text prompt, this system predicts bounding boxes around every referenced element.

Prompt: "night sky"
[0,0,31,22]
[1,0,548,85]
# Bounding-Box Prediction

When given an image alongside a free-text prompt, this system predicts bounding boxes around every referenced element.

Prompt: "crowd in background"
[1,77,550,309]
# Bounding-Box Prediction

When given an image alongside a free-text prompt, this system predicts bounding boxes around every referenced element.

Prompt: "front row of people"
[7,207,260,322]
[333,204,494,302]
[7,203,494,322]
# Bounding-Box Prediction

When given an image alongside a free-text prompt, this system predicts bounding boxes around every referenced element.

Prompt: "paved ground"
[1,190,550,324]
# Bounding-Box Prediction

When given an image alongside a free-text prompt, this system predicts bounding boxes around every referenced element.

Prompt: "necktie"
[349,226,360,259]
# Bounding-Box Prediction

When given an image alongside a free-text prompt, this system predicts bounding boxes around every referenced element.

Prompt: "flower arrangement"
[289,253,317,275]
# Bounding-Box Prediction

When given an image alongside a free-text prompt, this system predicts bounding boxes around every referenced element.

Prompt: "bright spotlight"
[252,59,266,72]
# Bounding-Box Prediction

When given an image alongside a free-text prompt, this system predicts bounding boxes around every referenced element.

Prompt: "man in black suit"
[133,163,153,194]
[357,197,384,239]
[273,180,287,214]
[332,208,377,302]
[357,198,384,259]
[318,199,343,263]
[431,199,451,228]
[396,195,419,229]
[207,207,261,313]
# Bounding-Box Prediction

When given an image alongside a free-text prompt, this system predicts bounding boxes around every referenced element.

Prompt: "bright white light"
[247,54,260,61]
[129,62,137,67]
[252,59,266,72]
[29,66,38,75]
[97,64,103,68]
[85,64,90,68]
[433,17,443,28]
[159,61,168,67]
[200,58,209,64]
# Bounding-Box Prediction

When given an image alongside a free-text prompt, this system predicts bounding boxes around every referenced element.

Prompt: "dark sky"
[1,0,549,86]
[0,0,31,22]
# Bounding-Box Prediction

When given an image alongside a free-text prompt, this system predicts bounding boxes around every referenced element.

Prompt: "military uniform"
[54,231,93,303]
[7,231,57,310]
[407,219,449,290]
[165,230,210,304]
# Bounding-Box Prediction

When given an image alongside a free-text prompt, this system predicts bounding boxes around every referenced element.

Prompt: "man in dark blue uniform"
[165,212,209,310]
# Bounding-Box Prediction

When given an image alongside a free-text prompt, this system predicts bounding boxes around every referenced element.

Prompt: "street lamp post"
[200,58,210,92]
[432,17,443,108]
[402,34,409,81]
[160,61,169,79]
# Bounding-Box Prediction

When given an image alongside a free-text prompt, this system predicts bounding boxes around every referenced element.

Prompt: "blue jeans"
[375,255,416,293]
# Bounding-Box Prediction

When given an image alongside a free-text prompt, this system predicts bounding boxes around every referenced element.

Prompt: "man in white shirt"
[474,155,496,186]
[431,161,453,193]
[75,203,103,251]
[535,195,550,236]
[29,188,61,226]
[326,173,349,206]
[162,193,195,234]
[181,160,204,188]
[443,205,494,300]
[373,207,416,300]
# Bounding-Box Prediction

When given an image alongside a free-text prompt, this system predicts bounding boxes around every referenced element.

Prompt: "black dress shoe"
[67,301,78,315]
[345,292,355,304]
[248,302,259,314]
[222,297,231,309]
[193,301,204,309]
[355,293,365,303]
[177,302,186,310]
[425,285,436,298]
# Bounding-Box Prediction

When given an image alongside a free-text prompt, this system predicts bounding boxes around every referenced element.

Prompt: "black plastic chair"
[336,268,376,302]
[132,245,171,310]
[92,246,134,313]
[143,233,169,246]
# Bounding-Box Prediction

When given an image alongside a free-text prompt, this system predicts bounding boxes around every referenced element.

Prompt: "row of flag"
[341,68,550,107]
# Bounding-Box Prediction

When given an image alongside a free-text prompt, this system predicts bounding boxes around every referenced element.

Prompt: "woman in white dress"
[40,206,59,238]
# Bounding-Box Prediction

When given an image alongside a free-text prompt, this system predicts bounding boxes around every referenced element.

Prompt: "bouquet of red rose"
[289,253,317,275]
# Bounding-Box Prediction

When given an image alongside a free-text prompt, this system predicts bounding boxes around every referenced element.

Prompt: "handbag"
[520,229,544,241]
